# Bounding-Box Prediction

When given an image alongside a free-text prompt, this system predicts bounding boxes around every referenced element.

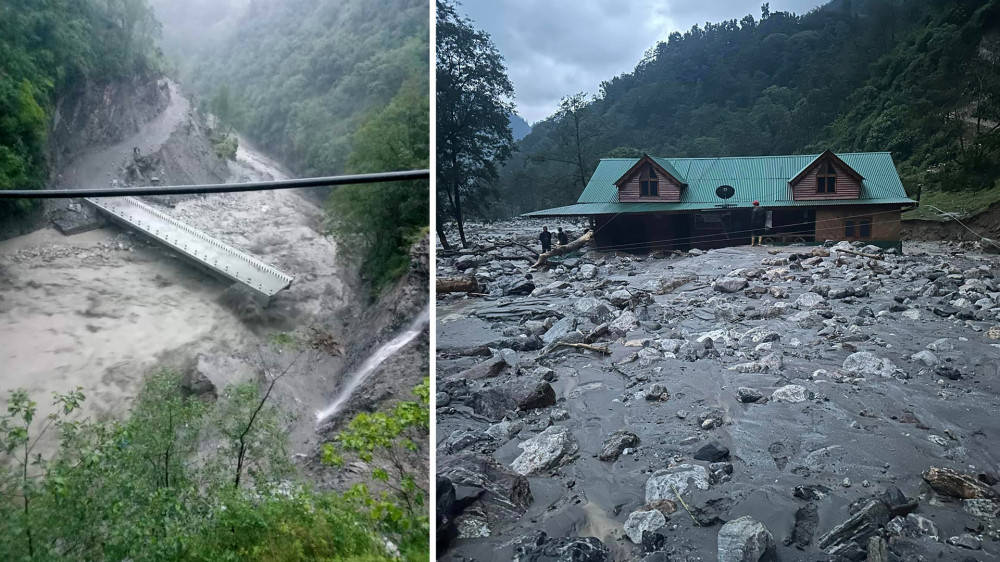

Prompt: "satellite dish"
[716,185,735,200]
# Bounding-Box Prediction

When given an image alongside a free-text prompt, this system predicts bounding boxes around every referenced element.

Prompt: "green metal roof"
[525,152,914,217]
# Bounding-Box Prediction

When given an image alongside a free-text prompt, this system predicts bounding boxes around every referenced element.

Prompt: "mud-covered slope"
[436,220,1000,562]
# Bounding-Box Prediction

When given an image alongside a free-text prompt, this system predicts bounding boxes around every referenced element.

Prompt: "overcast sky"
[459,0,828,123]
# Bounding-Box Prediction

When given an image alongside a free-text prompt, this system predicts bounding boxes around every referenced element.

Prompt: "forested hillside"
[155,0,428,179]
[490,0,1000,218]
[0,0,161,216]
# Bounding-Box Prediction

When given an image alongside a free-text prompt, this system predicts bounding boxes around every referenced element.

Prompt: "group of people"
[538,226,569,253]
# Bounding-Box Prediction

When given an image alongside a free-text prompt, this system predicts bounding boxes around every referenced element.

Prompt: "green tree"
[436,0,515,248]
[325,76,429,295]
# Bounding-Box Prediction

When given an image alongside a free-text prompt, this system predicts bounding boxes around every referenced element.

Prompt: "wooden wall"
[791,158,862,201]
[814,206,902,242]
[618,171,682,202]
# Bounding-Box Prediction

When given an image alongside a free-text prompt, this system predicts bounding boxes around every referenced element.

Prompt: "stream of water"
[316,306,430,422]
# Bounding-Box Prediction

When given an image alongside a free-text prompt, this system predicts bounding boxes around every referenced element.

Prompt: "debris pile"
[436,221,1000,560]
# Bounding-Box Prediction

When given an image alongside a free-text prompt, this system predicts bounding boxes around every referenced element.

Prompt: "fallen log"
[533,230,594,267]
[546,342,611,355]
[437,276,480,294]
[835,248,883,260]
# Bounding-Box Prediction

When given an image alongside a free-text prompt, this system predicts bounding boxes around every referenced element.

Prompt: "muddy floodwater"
[435,220,1000,561]
[0,87,347,458]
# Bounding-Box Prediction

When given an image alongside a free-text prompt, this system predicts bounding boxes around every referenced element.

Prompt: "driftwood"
[437,276,480,294]
[835,248,883,260]
[533,230,594,267]
[547,342,611,355]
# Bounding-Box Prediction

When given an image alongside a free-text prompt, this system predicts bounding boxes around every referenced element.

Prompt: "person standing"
[750,201,766,246]
[556,227,569,246]
[539,226,552,253]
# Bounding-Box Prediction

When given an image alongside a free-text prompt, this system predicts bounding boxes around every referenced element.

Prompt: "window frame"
[844,219,855,237]
[858,218,872,238]
[817,161,837,194]
[640,164,658,197]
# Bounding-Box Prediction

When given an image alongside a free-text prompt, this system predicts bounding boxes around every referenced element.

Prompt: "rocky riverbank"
[436,219,1000,561]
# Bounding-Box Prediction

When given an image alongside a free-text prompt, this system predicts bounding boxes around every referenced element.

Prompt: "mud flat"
[436,220,1000,561]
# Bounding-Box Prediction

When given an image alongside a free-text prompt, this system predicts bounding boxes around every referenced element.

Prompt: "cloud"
[459,0,826,123]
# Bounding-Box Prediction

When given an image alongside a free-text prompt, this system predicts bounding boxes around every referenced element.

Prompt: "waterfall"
[315,307,429,422]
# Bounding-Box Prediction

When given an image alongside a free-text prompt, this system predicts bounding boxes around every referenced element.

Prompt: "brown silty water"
[0,86,348,459]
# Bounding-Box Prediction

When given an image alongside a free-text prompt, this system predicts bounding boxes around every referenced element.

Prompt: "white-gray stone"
[578,264,598,279]
[510,425,579,476]
[714,277,749,293]
[624,509,667,544]
[911,350,939,367]
[795,292,825,309]
[842,352,902,378]
[771,384,808,403]
[608,310,639,336]
[717,516,775,562]
[644,464,711,503]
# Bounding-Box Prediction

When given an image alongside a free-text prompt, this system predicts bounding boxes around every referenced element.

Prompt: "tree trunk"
[533,230,593,267]
[454,188,468,248]
[437,276,481,294]
[437,223,452,250]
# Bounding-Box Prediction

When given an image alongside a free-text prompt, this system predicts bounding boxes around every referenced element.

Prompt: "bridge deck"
[86,196,293,297]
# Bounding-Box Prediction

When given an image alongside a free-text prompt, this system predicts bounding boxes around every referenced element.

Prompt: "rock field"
[436,219,1000,561]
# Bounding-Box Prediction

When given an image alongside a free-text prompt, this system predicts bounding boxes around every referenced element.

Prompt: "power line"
[0,169,430,199]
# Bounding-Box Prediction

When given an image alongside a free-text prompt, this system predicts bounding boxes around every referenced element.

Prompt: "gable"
[614,155,684,202]
[789,151,864,201]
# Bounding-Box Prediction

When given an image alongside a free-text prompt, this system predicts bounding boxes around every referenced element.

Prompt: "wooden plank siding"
[791,158,862,201]
[618,171,683,202]
[814,206,901,242]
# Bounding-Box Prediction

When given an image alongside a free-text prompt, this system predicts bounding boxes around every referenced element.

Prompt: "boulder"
[470,380,557,421]
[817,499,892,559]
[715,277,749,293]
[438,452,533,538]
[771,384,808,403]
[795,292,825,309]
[842,352,902,378]
[910,350,939,367]
[717,516,775,562]
[454,254,481,271]
[510,425,579,476]
[923,467,1000,500]
[885,513,939,541]
[694,441,730,462]
[578,264,599,280]
[514,533,610,562]
[608,310,639,336]
[599,429,639,461]
[625,509,667,544]
[645,464,711,503]
[543,317,578,345]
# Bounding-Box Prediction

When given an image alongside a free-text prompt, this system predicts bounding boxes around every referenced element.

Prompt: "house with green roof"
[524,150,916,250]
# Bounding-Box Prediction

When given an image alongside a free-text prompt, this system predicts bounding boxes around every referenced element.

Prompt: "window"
[845,217,872,238]
[640,164,658,196]
[817,161,837,193]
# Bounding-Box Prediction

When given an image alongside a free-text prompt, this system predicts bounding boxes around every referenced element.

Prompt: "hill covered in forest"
[490,0,999,219]
[153,0,428,179]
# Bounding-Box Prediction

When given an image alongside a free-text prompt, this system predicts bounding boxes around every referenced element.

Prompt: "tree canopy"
[436,0,515,248]
[487,0,1000,218]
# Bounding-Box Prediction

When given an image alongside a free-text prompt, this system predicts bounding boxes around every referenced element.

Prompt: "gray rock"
[964,498,1000,518]
[578,264,599,280]
[717,516,775,562]
[771,384,808,403]
[842,352,902,378]
[440,429,490,454]
[470,380,557,421]
[795,292,825,309]
[645,464,711,502]
[514,534,610,562]
[608,310,639,336]
[886,513,940,541]
[737,387,764,403]
[714,277,749,293]
[927,338,954,352]
[599,429,639,461]
[645,383,668,401]
[573,298,615,323]
[624,509,667,544]
[485,419,524,442]
[542,317,578,345]
[946,534,982,550]
[609,289,633,308]
[438,452,533,535]
[510,425,579,475]
[455,255,481,271]
[910,350,939,367]
[732,352,783,373]
[817,499,892,558]
[436,391,451,407]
